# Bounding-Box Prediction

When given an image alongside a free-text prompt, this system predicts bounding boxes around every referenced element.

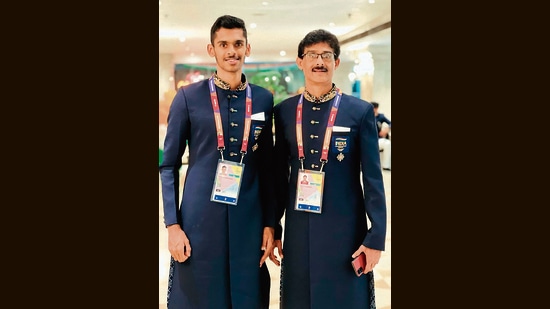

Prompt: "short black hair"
[297,29,340,59]
[210,15,248,44]
[371,102,379,108]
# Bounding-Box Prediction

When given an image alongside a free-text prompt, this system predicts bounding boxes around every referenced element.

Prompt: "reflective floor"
[159,167,391,309]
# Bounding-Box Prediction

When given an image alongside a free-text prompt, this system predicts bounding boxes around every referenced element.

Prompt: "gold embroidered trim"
[213,73,248,91]
[303,84,337,103]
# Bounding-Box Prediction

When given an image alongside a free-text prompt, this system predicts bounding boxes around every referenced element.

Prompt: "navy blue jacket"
[160,76,275,309]
[273,92,387,309]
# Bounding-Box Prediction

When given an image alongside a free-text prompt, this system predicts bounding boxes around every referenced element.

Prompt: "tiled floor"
[159,167,391,309]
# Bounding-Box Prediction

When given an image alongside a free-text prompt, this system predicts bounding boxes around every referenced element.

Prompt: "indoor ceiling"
[159,0,391,64]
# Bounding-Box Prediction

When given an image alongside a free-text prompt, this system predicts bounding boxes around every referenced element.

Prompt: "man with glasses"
[270,29,387,309]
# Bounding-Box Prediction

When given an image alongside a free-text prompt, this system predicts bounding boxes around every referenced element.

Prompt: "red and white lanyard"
[296,88,342,172]
[209,76,252,163]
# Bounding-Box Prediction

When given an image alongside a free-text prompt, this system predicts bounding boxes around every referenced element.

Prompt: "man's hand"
[351,245,382,274]
[260,227,275,267]
[379,126,390,138]
[269,239,284,266]
[167,224,191,263]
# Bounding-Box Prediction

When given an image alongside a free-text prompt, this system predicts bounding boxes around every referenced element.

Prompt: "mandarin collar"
[303,83,337,103]
[213,72,248,91]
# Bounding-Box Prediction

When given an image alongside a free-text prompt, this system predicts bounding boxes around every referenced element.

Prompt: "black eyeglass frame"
[300,52,337,60]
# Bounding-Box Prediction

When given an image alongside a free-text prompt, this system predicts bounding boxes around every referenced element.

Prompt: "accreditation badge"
[211,160,244,205]
[295,169,325,214]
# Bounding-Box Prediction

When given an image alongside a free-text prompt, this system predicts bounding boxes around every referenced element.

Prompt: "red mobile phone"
[351,252,366,277]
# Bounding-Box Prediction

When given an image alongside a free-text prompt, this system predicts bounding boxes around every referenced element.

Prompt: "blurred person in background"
[269,29,387,309]
[372,101,391,171]
[159,15,276,309]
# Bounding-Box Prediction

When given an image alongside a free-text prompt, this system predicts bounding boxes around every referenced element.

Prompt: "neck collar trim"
[213,73,248,91]
[303,84,337,103]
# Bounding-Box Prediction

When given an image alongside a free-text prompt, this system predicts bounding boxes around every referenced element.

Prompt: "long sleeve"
[159,88,190,227]
[273,103,291,240]
[360,105,387,250]
[255,89,277,229]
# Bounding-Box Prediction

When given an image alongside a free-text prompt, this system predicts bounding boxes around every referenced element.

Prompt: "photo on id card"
[295,169,324,213]
[210,160,244,205]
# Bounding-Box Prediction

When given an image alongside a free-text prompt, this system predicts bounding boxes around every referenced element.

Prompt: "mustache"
[312,66,327,72]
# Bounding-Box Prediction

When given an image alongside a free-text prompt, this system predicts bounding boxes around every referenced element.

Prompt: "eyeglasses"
[301,51,336,61]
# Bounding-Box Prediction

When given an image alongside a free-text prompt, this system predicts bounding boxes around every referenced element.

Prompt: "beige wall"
[370,45,391,118]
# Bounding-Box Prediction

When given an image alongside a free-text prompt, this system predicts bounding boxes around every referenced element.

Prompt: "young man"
[159,15,276,309]
[270,29,387,309]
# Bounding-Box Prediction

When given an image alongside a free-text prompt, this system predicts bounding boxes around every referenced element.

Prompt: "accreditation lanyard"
[296,88,342,171]
[209,77,252,163]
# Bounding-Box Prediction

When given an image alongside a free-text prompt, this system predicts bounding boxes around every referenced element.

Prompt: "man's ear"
[296,57,303,70]
[245,43,251,57]
[207,44,215,57]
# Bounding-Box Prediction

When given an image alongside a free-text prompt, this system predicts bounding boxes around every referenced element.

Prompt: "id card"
[295,169,324,214]
[210,160,244,205]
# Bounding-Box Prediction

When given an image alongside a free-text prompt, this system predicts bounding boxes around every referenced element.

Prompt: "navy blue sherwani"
[273,90,387,309]
[160,75,276,309]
